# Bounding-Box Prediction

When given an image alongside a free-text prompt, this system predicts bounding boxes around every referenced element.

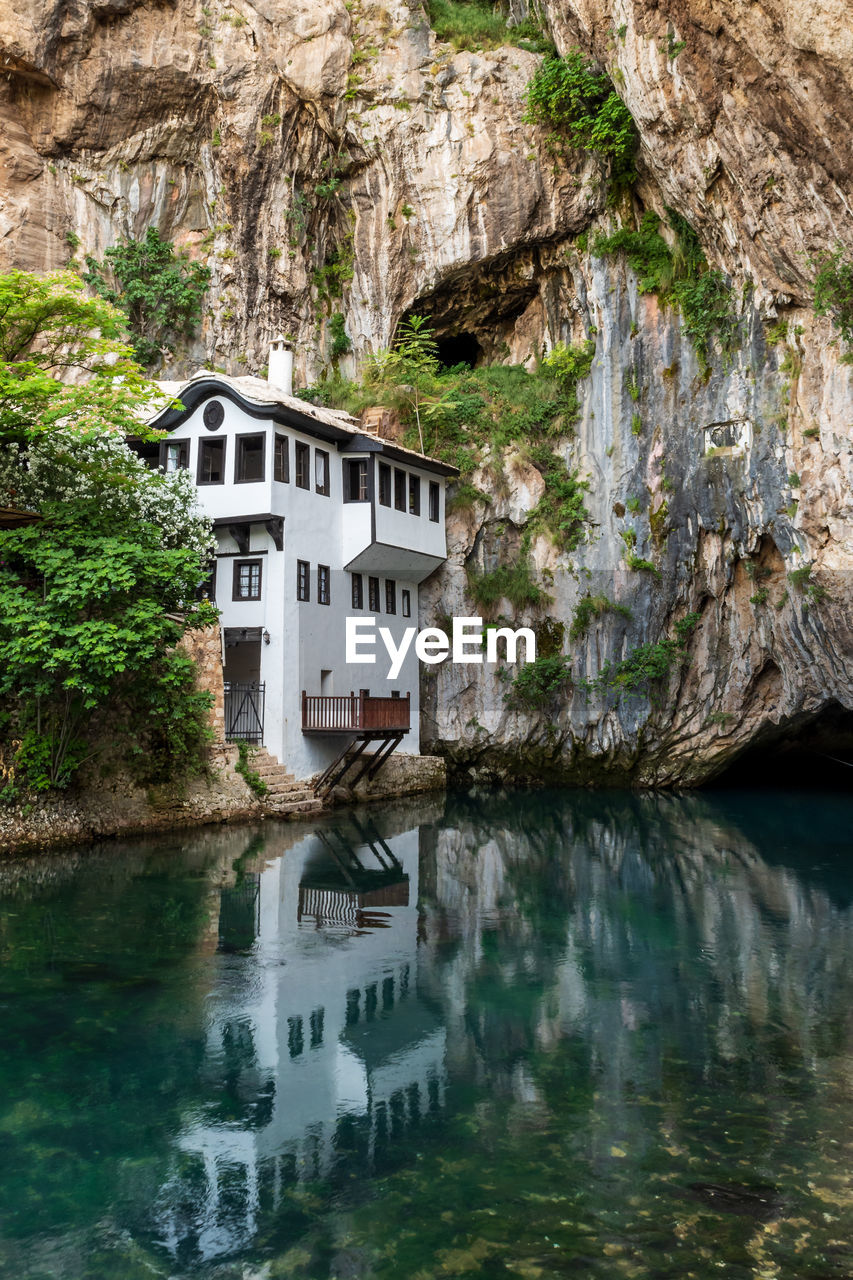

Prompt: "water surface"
[1,788,852,1278]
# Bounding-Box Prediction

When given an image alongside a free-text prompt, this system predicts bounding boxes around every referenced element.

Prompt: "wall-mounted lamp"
[263,630,271,646]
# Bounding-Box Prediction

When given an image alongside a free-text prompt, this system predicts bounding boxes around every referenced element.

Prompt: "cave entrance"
[436,332,482,370]
[710,702,853,790]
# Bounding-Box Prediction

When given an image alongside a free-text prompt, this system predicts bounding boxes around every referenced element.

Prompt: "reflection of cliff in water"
[156,813,444,1266]
[417,789,853,1101]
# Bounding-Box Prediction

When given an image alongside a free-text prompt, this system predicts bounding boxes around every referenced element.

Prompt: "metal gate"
[224,681,265,744]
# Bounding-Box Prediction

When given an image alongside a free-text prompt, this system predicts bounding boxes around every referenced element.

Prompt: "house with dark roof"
[143,338,457,784]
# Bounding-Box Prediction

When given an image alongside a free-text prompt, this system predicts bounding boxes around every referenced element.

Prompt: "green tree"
[0,269,216,793]
[84,226,211,368]
[0,269,157,445]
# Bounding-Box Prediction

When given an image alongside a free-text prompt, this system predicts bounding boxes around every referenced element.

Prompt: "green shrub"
[569,593,632,641]
[425,0,552,53]
[467,560,550,613]
[788,564,828,605]
[585,612,700,699]
[426,0,508,50]
[524,50,637,190]
[505,654,572,710]
[812,248,853,360]
[329,311,351,359]
[527,445,591,550]
[541,338,595,423]
[84,227,211,368]
[593,209,735,374]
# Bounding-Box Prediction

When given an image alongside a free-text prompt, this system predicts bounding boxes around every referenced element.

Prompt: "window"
[274,435,289,483]
[233,559,262,601]
[315,449,330,496]
[378,463,391,507]
[429,481,440,522]
[351,573,363,609]
[295,441,310,489]
[198,438,225,484]
[368,576,380,611]
[344,458,369,502]
[401,588,411,618]
[236,433,265,483]
[394,469,406,511]
[297,559,310,601]
[164,440,189,472]
[318,564,330,605]
[385,579,396,615]
[408,474,421,515]
[197,558,216,602]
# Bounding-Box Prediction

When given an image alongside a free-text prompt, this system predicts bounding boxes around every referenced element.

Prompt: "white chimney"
[268,333,293,396]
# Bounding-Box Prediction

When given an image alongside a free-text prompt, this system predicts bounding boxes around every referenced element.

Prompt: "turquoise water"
[1,788,852,1278]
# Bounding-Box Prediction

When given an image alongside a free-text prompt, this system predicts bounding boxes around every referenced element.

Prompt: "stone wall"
[329,753,447,806]
[0,744,264,855]
[180,623,226,741]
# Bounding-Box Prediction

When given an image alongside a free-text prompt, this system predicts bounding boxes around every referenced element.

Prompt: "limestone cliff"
[2,0,851,784]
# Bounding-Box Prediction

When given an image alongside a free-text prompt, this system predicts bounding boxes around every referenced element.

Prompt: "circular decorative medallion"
[203,400,225,431]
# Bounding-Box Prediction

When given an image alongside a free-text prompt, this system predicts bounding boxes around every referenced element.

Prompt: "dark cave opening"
[709,702,853,791]
[436,332,482,370]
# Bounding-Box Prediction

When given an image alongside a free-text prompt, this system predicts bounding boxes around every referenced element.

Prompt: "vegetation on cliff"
[811,248,853,361]
[524,49,637,192]
[425,0,553,54]
[591,210,736,374]
[0,271,215,796]
[84,227,211,369]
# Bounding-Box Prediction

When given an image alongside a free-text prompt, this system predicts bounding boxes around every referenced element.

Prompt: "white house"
[143,340,457,782]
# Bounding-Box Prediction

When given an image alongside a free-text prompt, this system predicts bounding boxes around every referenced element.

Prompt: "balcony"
[302,691,411,735]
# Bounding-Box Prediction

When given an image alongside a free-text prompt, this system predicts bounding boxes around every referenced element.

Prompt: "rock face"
[1,0,851,785]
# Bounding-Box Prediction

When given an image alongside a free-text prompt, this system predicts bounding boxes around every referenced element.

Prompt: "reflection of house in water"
[156,817,445,1264]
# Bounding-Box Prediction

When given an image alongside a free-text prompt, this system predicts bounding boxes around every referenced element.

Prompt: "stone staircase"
[251,749,324,818]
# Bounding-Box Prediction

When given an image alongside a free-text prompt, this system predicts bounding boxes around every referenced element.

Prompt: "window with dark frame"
[318,564,330,605]
[315,449,330,496]
[297,559,310,601]
[274,435,290,483]
[236,433,265,483]
[295,442,310,489]
[408,474,420,515]
[164,440,189,472]
[385,579,396,615]
[233,559,262,601]
[429,480,440,522]
[401,588,411,618]
[368,576,380,611]
[197,558,216,602]
[394,469,406,511]
[198,438,225,484]
[344,458,369,502]
[378,463,391,507]
[351,573,363,609]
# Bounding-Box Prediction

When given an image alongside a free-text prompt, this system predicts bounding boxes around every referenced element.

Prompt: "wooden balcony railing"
[301,690,410,734]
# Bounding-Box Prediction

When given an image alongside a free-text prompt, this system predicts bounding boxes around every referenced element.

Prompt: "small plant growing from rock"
[235,741,268,799]
[570,593,632,641]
